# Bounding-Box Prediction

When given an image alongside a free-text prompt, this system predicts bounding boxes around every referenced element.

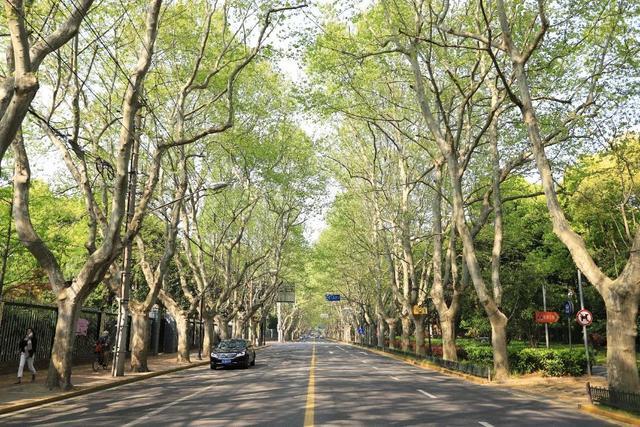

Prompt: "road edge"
[0,344,271,417]
[578,404,640,426]
[342,342,640,426]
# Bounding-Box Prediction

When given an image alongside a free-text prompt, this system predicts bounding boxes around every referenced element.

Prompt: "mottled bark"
[440,314,457,361]
[401,316,411,352]
[130,311,150,372]
[47,298,80,390]
[176,315,190,363]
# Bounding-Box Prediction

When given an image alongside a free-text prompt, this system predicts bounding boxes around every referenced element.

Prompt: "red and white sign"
[534,311,560,324]
[75,318,90,336]
[576,309,593,326]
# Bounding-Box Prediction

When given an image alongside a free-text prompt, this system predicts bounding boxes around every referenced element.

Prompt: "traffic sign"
[357,326,365,335]
[534,311,560,323]
[412,305,427,315]
[563,301,574,316]
[325,294,341,302]
[576,309,593,326]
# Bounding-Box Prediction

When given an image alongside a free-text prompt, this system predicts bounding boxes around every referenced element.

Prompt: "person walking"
[95,330,111,369]
[15,327,37,384]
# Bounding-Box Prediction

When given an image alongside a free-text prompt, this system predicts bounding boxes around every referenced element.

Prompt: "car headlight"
[235,351,246,357]
[211,353,218,358]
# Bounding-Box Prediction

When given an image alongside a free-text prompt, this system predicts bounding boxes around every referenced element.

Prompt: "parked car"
[210,339,256,369]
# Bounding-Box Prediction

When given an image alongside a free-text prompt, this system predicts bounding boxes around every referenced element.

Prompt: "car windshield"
[216,340,247,351]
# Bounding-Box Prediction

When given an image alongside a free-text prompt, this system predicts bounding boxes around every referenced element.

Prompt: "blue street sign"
[325,294,341,302]
[357,326,365,335]
[563,301,574,316]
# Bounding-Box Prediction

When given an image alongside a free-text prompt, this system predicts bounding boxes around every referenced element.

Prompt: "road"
[0,341,613,426]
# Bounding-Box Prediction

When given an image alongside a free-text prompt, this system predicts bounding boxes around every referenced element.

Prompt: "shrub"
[513,348,589,376]
[464,345,494,365]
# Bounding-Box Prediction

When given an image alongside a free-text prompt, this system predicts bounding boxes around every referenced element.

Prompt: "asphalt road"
[0,341,614,426]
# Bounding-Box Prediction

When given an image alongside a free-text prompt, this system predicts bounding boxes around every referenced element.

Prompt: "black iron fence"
[352,342,491,380]
[0,300,201,374]
[587,382,640,414]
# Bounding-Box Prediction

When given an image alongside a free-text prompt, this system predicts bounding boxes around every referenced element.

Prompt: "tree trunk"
[605,290,640,391]
[215,315,230,340]
[130,310,150,372]
[413,316,426,356]
[376,315,385,348]
[489,312,509,380]
[202,316,215,356]
[440,314,457,361]
[176,315,190,363]
[47,298,80,390]
[401,316,411,352]
[386,318,398,349]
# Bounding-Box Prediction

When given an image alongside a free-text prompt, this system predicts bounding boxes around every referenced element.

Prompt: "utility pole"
[578,269,592,376]
[112,115,141,377]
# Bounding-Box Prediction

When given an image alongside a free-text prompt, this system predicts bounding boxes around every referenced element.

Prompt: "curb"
[0,345,270,417]
[578,404,640,426]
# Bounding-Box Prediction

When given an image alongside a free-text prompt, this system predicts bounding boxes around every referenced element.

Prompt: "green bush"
[464,345,494,365]
[512,348,589,376]
[459,344,590,376]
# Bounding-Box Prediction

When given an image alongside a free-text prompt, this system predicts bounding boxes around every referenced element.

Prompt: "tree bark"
[386,318,398,349]
[413,315,426,356]
[605,290,640,391]
[376,315,385,348]
[175,314,190,363]
[401,316,411,352]
[202,316,215,356]
[216,315,230,340]
[489,312,509,381]
[47,298,80,390]
[440,313,457,361]
[130,310,150,372]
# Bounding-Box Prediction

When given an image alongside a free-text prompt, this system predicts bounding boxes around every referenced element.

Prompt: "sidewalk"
[0,352,208,415]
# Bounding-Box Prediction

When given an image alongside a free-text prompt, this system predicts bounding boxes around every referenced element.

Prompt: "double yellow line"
[303,344,316,427]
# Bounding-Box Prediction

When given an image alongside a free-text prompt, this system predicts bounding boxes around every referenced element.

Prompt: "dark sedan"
[210,339,256,369]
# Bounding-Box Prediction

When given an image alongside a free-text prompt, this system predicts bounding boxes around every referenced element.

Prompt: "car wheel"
[210,364,216,370]
[243,358,250,369]
[250,355,255,366]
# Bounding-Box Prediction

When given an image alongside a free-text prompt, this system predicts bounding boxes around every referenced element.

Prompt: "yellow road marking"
[303,344,316,427]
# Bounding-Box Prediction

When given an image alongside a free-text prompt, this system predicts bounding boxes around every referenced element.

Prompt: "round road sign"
[576,308,593,326]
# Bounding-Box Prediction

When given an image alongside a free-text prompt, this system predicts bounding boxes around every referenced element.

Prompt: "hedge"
[461,344,590,376]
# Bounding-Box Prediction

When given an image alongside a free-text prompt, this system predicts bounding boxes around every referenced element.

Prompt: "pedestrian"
[15,327,37,384]
[96,330,110,368]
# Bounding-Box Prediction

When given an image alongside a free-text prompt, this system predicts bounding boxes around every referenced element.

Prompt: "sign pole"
[578,270,591,376]
[542,284,549,349]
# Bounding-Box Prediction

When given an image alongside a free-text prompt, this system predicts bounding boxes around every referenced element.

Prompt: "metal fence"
[353,342,491,380]
[0,300,201,374]
[587,382,640,414]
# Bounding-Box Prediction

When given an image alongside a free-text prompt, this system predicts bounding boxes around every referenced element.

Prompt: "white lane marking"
[478,422,494,427]
[390,376,400,381]
[359,351,367,355]
[417,389,437,399]
[329,351,334,354]
[372,366,379,370]
[123,382,217,427]
[360,360,367,363]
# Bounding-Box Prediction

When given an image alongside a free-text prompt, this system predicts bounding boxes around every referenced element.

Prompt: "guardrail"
[352,342,491,381]
[587,382,640,414]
